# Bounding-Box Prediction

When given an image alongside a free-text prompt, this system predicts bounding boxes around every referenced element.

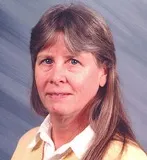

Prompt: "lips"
[48,92,72,95]
[47,92,72,100]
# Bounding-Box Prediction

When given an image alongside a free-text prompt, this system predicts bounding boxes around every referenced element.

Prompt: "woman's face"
[35,33,106,117]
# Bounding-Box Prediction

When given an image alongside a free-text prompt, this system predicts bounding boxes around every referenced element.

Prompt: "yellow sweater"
[11,127,78,160]
[11,127,147,160]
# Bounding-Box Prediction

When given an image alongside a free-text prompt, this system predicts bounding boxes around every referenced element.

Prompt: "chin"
[46,106,69,116]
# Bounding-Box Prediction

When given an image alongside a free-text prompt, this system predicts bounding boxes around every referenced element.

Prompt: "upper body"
[11,115,147,160]
[11,126,147,160]
[12,3,147,160]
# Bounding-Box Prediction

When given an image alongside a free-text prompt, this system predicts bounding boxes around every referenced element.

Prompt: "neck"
[50,112,89,149]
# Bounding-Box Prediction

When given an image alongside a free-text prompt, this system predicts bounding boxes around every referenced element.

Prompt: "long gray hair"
[30,3,138,159]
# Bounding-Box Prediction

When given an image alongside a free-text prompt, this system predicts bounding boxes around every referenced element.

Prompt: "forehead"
[37,33,71,56]
[36,32,100,66]
[37,32,80,57]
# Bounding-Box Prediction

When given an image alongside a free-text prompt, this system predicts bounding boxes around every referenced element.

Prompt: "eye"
[41,58,53,64]
[70,59,80,65]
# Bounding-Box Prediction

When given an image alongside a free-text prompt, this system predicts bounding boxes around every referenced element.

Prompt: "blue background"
[0,0,147,159]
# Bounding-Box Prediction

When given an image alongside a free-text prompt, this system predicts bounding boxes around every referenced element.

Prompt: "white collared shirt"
[28,115,95,160]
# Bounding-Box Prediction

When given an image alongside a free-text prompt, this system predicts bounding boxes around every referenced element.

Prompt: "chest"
[22,141,79,160]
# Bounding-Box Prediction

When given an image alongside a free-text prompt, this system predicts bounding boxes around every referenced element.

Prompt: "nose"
[49,64,67,85]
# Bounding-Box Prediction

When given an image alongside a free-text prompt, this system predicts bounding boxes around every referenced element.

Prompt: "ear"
[100,74,107,87]
[99,66,107,87]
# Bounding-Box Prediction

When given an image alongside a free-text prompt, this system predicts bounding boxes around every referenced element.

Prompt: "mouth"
[47,92,72,100]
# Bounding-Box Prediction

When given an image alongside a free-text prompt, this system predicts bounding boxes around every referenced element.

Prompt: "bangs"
[33,6,101,56]
[30,4,114,68]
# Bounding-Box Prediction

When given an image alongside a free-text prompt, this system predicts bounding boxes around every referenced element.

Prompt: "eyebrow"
[36,54,78,60]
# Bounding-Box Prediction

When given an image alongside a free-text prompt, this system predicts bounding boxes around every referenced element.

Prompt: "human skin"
[35,33,107,148]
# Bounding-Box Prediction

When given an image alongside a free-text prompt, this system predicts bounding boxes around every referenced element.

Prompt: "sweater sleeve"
[11,127,39,160]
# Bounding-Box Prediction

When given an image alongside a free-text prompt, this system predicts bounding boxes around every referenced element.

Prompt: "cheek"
[35,69,47,92]
[69,69,100,94]
[84,73,100,94]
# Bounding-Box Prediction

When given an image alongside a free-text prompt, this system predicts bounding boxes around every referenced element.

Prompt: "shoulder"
[11,127,39,160]
[18,127,39,146]
[19,127,39,143]
[122,142,147,160]
[105,140,147,160]
[16,126,39,147]
[19,127,39,141]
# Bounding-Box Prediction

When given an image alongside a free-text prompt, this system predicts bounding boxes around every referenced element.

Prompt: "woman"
[11,3,147,160]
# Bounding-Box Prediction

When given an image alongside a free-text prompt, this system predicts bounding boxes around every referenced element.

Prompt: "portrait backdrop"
[0,0,147,159]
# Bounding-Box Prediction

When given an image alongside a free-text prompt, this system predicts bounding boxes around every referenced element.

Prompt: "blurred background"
[0,0,147,159]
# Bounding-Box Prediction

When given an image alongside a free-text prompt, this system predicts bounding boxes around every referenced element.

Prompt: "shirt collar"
[27,114,52,149]
[27,114,95,159]
[69,125,95,159]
